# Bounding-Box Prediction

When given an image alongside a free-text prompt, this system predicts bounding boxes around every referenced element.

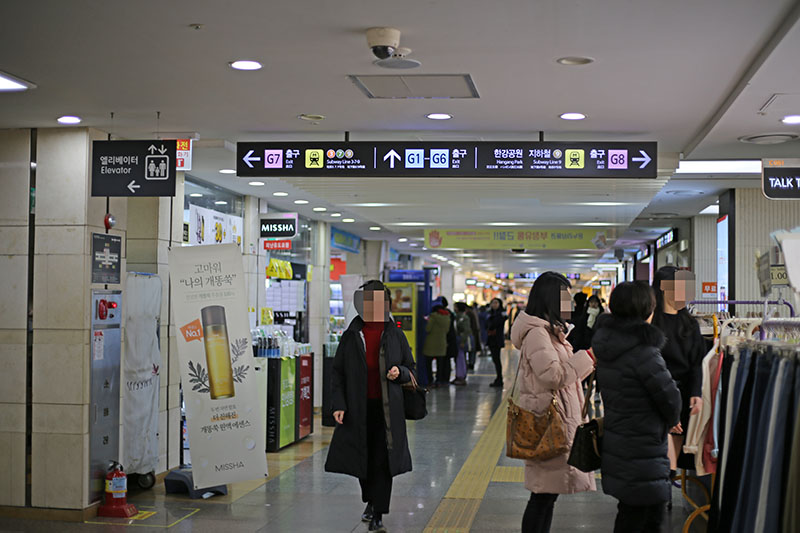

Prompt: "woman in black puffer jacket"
[592,282,682,533]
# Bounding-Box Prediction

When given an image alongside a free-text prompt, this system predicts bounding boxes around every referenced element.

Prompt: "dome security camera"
[366,27,401,60]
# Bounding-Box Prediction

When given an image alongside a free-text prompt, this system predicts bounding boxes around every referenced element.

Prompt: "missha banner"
[424,228,613,250]
[169,244,267,489]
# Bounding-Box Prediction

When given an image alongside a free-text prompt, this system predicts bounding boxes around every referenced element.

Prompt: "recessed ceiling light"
[189,193,203,198]
[57,115,82,124]
[486,222,525,226]
[398,238,408,242]
[219,169,236,174]
[272,192,289,197]
[781,115,800,125]
[248,181,265,186]
[312,207,327,212]
[298,114,326,121]
[675,160,761,174]
[0,70,36,91]
[229,60,262,71]
[409,243,419,247]
[294,199,309,205]
[394,222,431,227]
[559,112,586,121]
[369,226,381,231]
[214,201,228,205]
[330,213,342,217]
[342,218,355,223]
[738,133,800,145]
[556,56,595,66]
[426,113,452,120]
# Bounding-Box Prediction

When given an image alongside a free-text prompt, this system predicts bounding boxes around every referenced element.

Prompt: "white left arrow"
[243,149,261,168]
[631,150,652,169]
[127,180,141,194]
[383,149,401,169]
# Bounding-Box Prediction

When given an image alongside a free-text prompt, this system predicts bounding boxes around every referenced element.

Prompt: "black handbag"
[402,371,428,420]
[567,372,603,472]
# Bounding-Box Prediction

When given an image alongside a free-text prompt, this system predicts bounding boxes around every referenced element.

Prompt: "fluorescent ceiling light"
[248,181,264,186]
[572,222,626,227]
[273,191,289,197]
[0,71,35,91]
[312,207,327,212]
[560,112,586,120]
[57,115,82,124]
[229,60,262,71]
[398,238,408,242]
[781,115,800,125]
[189,193,203,198]
[486,222,525,226]
[330,213,342,217]
[699,204,720,215]
[215,201,228,205]
[456,253,478,257]
[294,199,309,204]
[219,169,236,174]
[342,218,355,223]
[394,222,431,227]
[675,160,761,174]
[409,243,419,247]
[426,113,452,120]
[369,226,381,231]
[556,56,594,66]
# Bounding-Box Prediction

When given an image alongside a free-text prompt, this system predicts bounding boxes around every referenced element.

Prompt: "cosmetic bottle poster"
[169,244,267,489]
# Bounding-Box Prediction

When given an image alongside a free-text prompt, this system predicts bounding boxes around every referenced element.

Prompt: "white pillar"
[309,221,330,407]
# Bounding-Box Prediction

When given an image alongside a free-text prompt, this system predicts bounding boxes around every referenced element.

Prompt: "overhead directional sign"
[92,140,177,197]
[236,142,658,178]
[763,158,800,200]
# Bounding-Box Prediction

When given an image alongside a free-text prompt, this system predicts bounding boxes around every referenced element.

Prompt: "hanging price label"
[771,265,789,286]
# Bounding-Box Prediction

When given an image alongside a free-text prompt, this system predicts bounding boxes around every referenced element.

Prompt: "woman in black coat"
[592,282,682,533]
[325,280,415,533]
[486,298,507,388]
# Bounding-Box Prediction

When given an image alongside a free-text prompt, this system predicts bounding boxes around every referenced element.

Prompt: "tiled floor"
[0,349,701,532]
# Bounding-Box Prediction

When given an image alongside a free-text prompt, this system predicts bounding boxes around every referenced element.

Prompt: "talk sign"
[763,158,800,200]
[169,244,267,489]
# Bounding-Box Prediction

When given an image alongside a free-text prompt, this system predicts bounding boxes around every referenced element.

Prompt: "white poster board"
[169,244,267,489]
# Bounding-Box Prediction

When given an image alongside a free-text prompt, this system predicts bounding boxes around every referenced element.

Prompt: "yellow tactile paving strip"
[492,466,525,483]
[425,399,508,531]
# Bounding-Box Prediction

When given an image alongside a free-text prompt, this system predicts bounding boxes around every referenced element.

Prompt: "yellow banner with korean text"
[425,228,609,250]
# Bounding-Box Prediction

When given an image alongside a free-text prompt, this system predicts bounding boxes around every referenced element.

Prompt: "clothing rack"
[689,299,796,318]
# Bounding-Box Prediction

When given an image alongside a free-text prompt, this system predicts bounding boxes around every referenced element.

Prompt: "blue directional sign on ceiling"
[236,142,658,178]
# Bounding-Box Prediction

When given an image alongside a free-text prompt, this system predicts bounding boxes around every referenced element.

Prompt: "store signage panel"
[237,141,657,178]
[260,213,298,239]
[388,270,426,282]
[92,140,177,197]
[331,227,361,254]
[702,282,718,298]
[600,280,612,286]
[763,158,800,199]
[264,240,292,251]
[655,229,677,250]
[425,228,610,251]
[176,139,193,171]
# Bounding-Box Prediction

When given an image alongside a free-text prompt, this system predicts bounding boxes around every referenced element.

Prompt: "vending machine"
[385,281,418,358]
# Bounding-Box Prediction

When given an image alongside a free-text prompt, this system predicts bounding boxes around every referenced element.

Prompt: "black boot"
[361,503,374,522]
[369,513,386,532]
[490,378,503,388]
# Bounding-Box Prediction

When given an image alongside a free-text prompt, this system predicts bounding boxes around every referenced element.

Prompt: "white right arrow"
[127,180,141,194]
[631,150,652,169]
[383,149,401,169]
[243,149,261,168]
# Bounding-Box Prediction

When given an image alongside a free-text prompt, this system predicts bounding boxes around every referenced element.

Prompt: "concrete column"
[364,240,384,279]
[242,195,260,328]
[440,265,455,304]
[691,215,717,299]
[0,129,32,507]
[308,221,330,407]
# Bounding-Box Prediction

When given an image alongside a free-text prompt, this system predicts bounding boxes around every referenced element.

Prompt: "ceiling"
[2,0,800,274]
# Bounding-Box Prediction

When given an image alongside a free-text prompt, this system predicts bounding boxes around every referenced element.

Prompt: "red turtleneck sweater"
[363,321,384,399]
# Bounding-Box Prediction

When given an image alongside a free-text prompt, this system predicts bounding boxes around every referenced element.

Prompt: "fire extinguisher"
[98,461,137,518]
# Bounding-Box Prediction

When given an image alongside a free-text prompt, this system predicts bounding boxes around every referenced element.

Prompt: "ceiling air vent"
[348,74,479,99]
[738,133,800,145]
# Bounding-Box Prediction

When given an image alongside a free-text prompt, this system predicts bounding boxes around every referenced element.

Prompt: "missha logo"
[215,461,245,472]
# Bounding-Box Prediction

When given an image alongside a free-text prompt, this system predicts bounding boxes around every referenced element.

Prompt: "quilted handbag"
[506,361,569,461]
[402,371,428,420]
[567,372,604,472]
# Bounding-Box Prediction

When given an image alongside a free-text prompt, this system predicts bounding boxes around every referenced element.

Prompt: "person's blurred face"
[662,271,696,311]
[588,300,599,309]
[491,300,500,310]
[560,289,572,320]
[362,290,389,322]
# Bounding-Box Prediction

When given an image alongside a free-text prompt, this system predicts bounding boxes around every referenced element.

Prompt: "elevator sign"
[763,159,800,200]
[237,142,657,178]
[92,140,177,197]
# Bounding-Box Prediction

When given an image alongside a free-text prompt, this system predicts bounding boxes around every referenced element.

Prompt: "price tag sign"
[771,265,789,286]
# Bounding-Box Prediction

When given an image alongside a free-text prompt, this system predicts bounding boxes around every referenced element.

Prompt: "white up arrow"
[148,145,158,154]
[243,149,261,168]
[127,180,141,194]
[383,149,401,169]
[631,150,652,169]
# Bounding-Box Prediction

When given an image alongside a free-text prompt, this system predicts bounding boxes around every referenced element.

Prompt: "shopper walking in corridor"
[592,281,682,533]
[651,266,706,477]
[486,298,507,387]
[423,297,451,387]
[510,272,596,533]
[452,302,473,385]
[325,280,416,533]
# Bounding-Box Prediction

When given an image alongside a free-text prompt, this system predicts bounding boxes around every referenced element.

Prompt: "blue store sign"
[331,227,361,254]
[388,270,426,282]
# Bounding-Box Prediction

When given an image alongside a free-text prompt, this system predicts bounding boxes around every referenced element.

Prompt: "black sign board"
[91,140,177,197]
[237,141,657,178]
[260,213,298,238]
[763,159,800,200]
[91,233,122,284]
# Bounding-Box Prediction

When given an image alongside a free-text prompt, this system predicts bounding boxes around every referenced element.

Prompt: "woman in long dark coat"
[325,280,415,533]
